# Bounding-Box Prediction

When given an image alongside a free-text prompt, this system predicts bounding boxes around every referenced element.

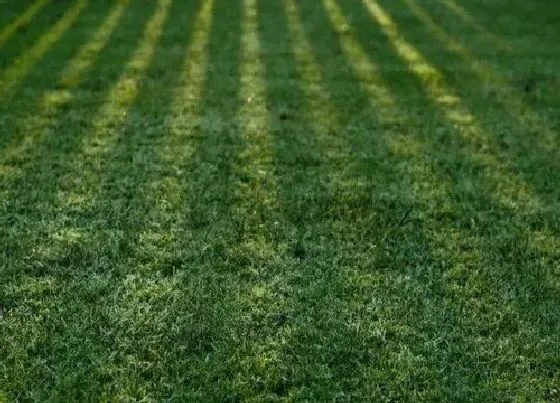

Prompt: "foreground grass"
[1,0,559,400]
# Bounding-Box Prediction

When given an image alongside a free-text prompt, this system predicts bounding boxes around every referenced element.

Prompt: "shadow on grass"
[379,0,560,228]
[149,0,249,398]
[171,0,290,398]
[190,0,560,400]
[1,0,557,400]
[0,0,36,24]
[82,0,247,399]
[0,3,132,194]
[1,0,246,400]
[0,1,166,399]
[235,0,397,398]
[0,0,89,103]
[332,0,559,398]
[262,1,470,399]
[0,0,75,61]
[0,1,157,264]
[0,1,120,150]
[0,0,49,46]
[436,0,560,48]
[436,0,512,51]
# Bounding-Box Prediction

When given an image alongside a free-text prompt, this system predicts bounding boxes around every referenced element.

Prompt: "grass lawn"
[1,0,559,400]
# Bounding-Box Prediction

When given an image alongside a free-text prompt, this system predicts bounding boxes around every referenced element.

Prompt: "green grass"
[1,0,559,400]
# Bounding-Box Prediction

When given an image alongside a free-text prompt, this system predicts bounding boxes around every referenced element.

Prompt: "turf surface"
[1,0,559,400]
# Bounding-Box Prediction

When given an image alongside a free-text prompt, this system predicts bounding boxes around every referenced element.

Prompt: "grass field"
[1,0,559,400]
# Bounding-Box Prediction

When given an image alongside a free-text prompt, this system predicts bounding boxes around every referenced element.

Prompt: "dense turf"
[1,0,559,400]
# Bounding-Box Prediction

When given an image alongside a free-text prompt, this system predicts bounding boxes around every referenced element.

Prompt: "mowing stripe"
[437,0,510,49]
[322,0,556,380]
[404,0,507,83]
[238,0,278,215]
[320,0,447,203]
[59,0,173,208]
[320,0,549,255]
[321,0,557,255]
[142,0,214,238]
[360,0,560,269]
[0,1,129,179]
[284,0,339,136]
[360,1,560,368]
[241,0,270,137]
[0,0,50,48]
[88,0,217,383]
[0,0,87,99]
[165,0,214,147]
[236,0,285,348]
[320,0,401,124]
[284,0,365,170]
[168,0,213,125]
[106,0,215,367]
[320,0,439,200]
[362,0,543,212]
[56,1,130,90]
[403,0,560,164]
